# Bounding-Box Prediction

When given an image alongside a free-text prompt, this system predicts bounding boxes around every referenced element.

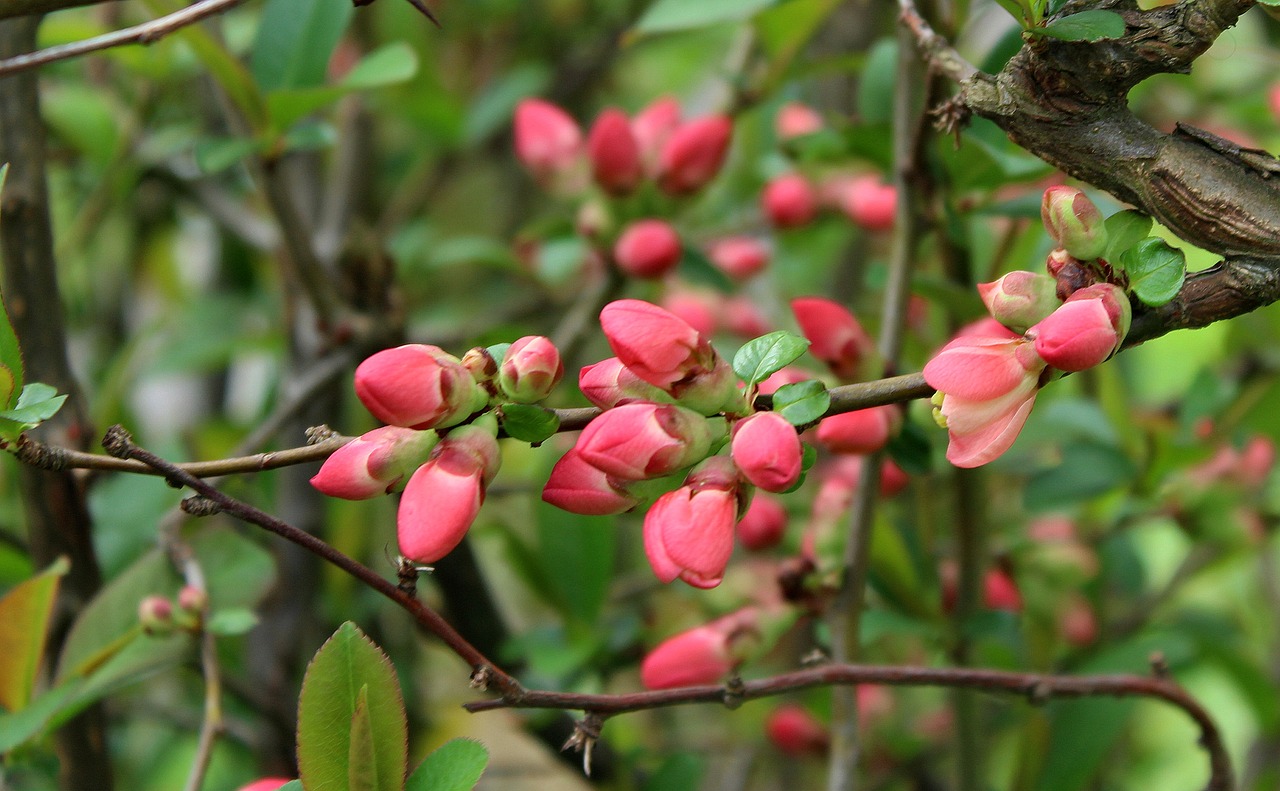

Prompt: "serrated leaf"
[1102,210,1152,264]
[206,608,259,636]
[733,331,810,385]
[500,404,560,444]
[772,380,830,426]
[298,622,408,791]
[406,738,488,791]
[0,558,67,711]
[1118,237,1186,306]
[1033,9,1125,41]
[632,0,778,35]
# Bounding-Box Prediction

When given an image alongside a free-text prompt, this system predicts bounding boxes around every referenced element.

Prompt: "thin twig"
[99,425,526,700]
[0,0,244,79]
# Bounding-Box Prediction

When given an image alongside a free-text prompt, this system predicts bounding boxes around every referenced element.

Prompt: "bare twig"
[0,0,244,79]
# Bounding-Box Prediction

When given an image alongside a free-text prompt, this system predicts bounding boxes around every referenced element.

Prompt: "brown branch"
[0,0,244,79]
[98,425,527,701]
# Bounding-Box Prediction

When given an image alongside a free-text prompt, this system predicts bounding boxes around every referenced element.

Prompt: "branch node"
[469,665,492,691]
[1150,651,1170,678]
[181,496,223,517]
[306,424,341,444]
[101,424,136,459]
[13,435,67,470]
[561,712,603,776]
[721,676,747,710]
[1027,680,1052,706]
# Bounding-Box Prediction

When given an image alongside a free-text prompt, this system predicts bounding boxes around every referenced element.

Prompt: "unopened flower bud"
[139,595,174,634]
[460,346,499,385]
[613,219,682,279]
[575,402,717,481]
[737,493,788,550]
[791,297,873,381]
[1041,186,1107,261]
[578,357,674,409]
[661,290,719,337]
[762,173,818,229]
[765,704,829,756]
[731,412,803,493]
[837,176,896,231]
[542,449,641,515]
[643,456,743,588]
[355,345,489,430]
[977,270,1063,333]
[499,336,564,403]
[514,99,585,193]
[1030,283,1130,372]
[236,781,293,791]
[708,237,769,281]
[631,96,682,174]
[815,406,900,455]
[775,102,824,142]
[177,585,207,613]
[657,116,733,195]
[640,608,758,689]
[587,108,644,195]
[311,426,439,499]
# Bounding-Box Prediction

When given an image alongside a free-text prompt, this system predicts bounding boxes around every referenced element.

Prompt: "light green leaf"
[0,558,68,711]
[499,404,560,444]
[1103,209,1153,263]
[206,608,259,637]
[1119,237,1186,306]
[406,738,489,791]
[249,0,353,92]
[343,43,420,90]
[632,0,778,35]
[298,622,408,791]
[1033,9,1126,41]
[194,137,261,175]
[772,380,830,426]
[733,331,810,385]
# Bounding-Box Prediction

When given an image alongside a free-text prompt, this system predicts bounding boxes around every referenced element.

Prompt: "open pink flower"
[397,419,500,564]
[923,335,1046,468]
[643,457,742,588]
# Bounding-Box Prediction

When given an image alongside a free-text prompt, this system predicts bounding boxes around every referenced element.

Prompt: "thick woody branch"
[463,662,1232,791]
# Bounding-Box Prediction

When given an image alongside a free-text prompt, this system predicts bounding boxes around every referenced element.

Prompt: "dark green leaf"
[886,419,933,475]
[407,738,488,791]
[249,0,353,92]
[500,404,560,444]
[297,622,408,791]
[856,39,898,125]
[733,331,810,385]
[678,246,734,293]
[1034,9,1126,41]
[535,498,615,626]
[632,0,778,35]
[642,752,705,791]
[1119,237,1186,306]
[772,380,830,426]
[1102,209,1152,263]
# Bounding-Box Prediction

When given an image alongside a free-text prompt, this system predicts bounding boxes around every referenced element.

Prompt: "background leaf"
[249,0,354,92]
[406,738,488,791]
[632,0,778,35]
[1034,9,1126,41]
[0,558,67,711]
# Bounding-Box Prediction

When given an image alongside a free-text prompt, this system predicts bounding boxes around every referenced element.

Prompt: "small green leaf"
[772,380,830,426]
[1102,210,1152,264]
[0,384,67,426]
[297,622,408,791]
[500,404,560,444]
[1118,237,1186,306]
[342,43,420,90]
[0,558,68,711]
[407,738,489,791]
[206,609,259,636]
[733,331,810,385]
[632,0,778,35]
[1258,0,1280,7]
[1032,9,1126,41]
[282,122,338,153]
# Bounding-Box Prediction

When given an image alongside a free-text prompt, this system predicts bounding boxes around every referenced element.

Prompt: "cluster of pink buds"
[925,187,1134,468]
[312,338,564,565]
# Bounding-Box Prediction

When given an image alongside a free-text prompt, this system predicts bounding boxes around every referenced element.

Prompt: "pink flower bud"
[661,290,719,337]
[631,96,682,174]
[1041,186,1107,260]
[355,344,488,430]
[499,335,564,403]
[924,335,1046,468]
[578,357,673,409]
[514,99,584,192]
[237,780,293,791]
[731,412,803,493]
[984,567,1022,611]
[397,418,501,564]
[708,236,770,281]
[762,173,818,229]
[815,406,900,455]
[613,219,682,279]
[838,176,896,231]
[1060,595,1097,646]
[757,367,812,396]
[1239,436,1275,489]
[310,426,439,500]
[541,449,640,515]
[138,595,173,633]
[1030,283,1129,372]
[879,459,910,498]
[178,585,207,613]
[657,116,733,196]
[791,297,873,380]
[575,402,716,481]
[722,295,772,339]
[977,270,1063,333]
[643,457,743,588]
[766,704,829,756]
[775,102,824,141]
[737,492,788,550]
[587,108,643,195]
[460,346,499,385]
[640,608,758,689]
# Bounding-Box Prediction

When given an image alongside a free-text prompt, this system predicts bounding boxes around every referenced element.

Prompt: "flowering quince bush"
[6,1,1280,791]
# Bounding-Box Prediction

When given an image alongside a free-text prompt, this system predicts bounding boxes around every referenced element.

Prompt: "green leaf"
[534,498,614,626]
[406,738,489,791]
[1102,209,1152,263]
[1033,9,1126,41]
[772,380,830,426]
[249,0,353,92]
[1023,440,1136,511]
[1119,237,1186,306]
[856,38,898,125]
[462,64,550,146]
[886,419,933,475]
[0,558,67,711]
[641,752,705,791]
[500,404,560,444]
[733,331,810,385]
[297,622,408,791]
[0,384,65,426]
[678,246,734,293]
[282,121,338,153]
[193,136,261,175]
[349,686,379,791]
[632,0,778,35]
[343,43,420,90]
[278,784,304,791]
[206,608,259,636]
